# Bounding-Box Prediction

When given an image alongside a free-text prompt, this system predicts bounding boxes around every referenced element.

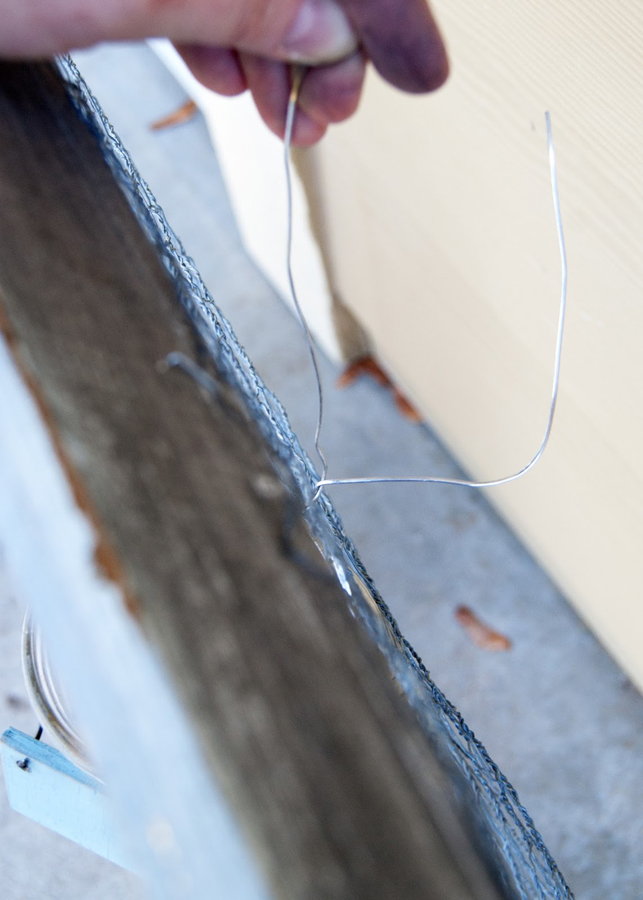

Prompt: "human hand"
[1,0,448,146]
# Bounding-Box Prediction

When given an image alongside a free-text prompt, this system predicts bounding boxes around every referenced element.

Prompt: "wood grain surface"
[0,62,504,899]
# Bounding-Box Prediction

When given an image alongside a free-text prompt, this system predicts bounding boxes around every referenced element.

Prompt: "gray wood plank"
[0,60,504,900]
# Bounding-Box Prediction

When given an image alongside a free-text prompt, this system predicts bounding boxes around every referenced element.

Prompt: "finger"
[297,50,365,125]
[239,54,326,146]
[337,0,449,93]
[174,43,247,96]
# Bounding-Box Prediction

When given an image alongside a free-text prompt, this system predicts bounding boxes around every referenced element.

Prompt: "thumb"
[152,0,358,66]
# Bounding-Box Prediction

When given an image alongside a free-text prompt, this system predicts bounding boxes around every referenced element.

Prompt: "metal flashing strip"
[1,728,131,870]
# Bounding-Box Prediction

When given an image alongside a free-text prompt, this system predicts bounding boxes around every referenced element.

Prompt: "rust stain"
[150,99,198,131]
[455,605,512,652]
[0,304,141,620]
[337,354,424,423]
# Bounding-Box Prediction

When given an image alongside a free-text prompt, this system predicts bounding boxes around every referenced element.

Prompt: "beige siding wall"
[310,2,643,688]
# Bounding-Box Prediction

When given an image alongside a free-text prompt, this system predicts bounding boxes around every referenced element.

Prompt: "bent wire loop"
[284,71,567,496]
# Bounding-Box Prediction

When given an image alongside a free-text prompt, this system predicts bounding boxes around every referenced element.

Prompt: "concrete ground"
[1,42,642,899]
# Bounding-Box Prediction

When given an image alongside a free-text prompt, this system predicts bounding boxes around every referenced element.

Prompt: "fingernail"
[281,0,358,65]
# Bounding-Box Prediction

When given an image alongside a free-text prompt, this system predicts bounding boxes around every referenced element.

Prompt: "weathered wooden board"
[0,61,502,899]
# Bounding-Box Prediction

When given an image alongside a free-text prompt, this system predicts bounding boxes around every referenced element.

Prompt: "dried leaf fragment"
[150,100,198,131]
[455,606,512,651]
[337,354,392,389]
[392,387,423,423]
[337,354,424,422]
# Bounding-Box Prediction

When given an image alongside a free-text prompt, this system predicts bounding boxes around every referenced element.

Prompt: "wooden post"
[0,61,504,899]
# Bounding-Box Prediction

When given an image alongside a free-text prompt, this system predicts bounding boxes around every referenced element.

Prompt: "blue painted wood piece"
[1,727,133,870]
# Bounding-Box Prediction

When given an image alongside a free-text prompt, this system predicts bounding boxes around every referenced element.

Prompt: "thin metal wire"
[161,350,220,396]
[284,66,328,502]
[284,101,567,493]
